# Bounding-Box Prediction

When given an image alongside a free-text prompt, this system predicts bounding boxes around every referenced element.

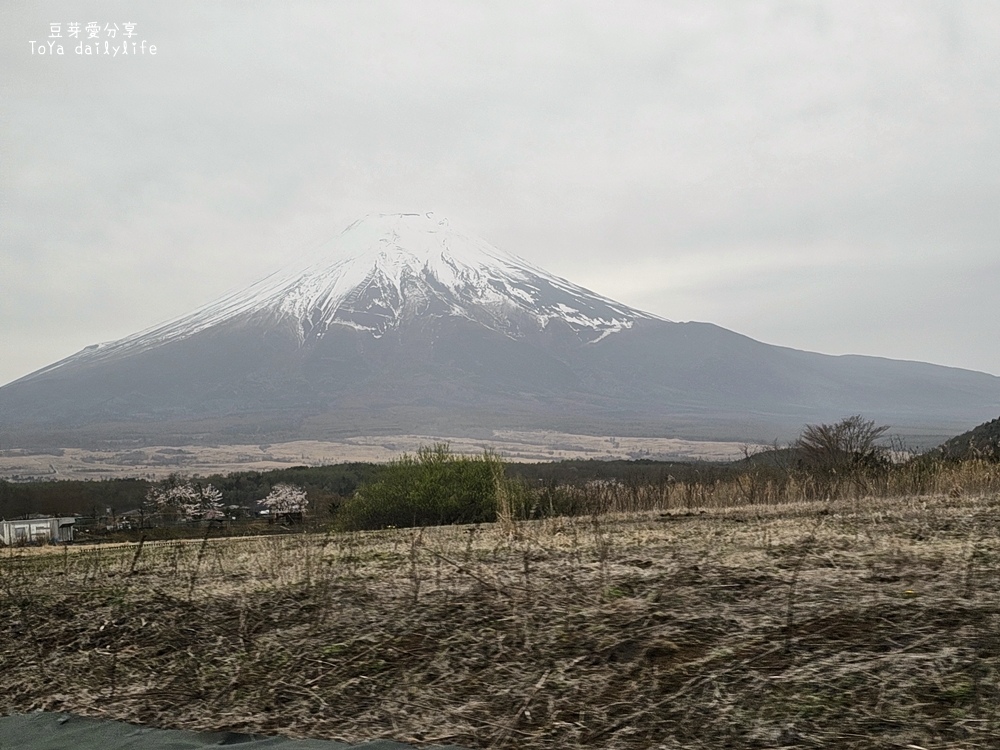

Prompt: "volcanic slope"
[2,212,999,447]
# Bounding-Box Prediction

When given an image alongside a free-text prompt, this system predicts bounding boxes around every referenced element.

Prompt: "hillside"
[935,415,1000,460]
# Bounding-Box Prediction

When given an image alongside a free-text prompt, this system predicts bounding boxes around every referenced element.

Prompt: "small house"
[0,517,76,546]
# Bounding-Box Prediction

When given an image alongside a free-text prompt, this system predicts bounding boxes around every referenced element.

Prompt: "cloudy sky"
[3,1,999,386]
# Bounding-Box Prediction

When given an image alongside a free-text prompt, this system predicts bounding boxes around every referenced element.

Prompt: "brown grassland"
[0,431,755,481]
[1,479,999,748]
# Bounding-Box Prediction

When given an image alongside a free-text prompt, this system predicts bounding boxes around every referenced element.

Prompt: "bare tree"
[796,415,890,472]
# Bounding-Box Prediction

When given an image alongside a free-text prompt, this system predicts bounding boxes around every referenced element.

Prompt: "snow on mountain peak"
[61,213,667,368]
[275,211,665,340]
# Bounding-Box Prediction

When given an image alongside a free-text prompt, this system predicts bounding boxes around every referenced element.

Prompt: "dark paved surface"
[0,713,468,750]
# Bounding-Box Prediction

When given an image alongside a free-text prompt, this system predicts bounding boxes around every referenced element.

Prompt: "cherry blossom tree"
[146,480,225,522]
[199,484,225,520]
[261,484,308,518]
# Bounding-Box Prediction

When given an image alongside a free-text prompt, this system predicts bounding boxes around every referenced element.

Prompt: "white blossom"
[147,481,225,521]
[261,484,308,515]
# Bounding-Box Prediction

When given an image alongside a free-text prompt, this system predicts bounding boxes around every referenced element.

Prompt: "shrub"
[794,415,892,497]
[335,444,518,530]
[796,415,890,473]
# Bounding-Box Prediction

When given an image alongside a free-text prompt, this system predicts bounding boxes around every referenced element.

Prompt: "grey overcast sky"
[2,1,999,387]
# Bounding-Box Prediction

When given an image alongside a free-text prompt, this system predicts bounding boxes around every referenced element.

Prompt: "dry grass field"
[2,493,999,749]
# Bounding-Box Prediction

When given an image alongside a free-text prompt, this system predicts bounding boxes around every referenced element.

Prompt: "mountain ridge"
[2,213,999,448]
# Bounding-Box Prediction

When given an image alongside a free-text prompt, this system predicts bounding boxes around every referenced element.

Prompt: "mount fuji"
[3,212,999,448]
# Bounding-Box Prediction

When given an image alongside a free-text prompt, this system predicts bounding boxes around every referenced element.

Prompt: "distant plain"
[0,431,763,481]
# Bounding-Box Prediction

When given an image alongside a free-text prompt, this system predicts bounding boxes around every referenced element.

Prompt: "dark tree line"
[0,463,386,520]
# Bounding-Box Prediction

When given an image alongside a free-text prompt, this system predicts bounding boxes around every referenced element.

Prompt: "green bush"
[334,444,519,530]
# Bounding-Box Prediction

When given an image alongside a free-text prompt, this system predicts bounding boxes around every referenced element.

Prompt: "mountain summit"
[262,211,666,342]
[3,213,1000,447]
[58,213,662,375]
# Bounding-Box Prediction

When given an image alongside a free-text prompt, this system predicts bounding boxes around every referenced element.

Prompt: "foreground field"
[2,495,999,749]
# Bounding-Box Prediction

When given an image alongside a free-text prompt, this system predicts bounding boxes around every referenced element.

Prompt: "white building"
[0,517,76,546]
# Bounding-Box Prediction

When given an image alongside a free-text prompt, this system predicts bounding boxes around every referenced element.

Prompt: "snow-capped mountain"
[3,213,1000,448]
[43,213,662,378]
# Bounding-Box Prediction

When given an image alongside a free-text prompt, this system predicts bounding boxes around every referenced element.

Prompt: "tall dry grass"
[519,457,1000,518]
[1,485,999,749]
